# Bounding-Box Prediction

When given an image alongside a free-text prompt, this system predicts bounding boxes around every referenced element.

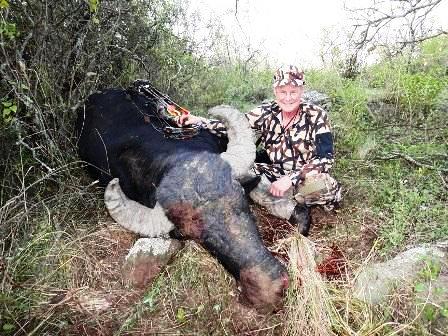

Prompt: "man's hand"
[269,175,292,197]
[177,114,206,126]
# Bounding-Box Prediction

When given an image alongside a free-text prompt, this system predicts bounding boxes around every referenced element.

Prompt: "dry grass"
[282,234,338,336]
[118,242,284,335]
[2,176,438,336]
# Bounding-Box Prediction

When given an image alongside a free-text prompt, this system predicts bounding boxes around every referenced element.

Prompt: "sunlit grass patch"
[363,155,448,254]
[282,235,336,336]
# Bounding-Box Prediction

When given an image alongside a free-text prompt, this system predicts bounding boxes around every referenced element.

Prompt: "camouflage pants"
[249,165,342,221]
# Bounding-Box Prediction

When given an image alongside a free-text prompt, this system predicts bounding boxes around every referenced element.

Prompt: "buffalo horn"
[104,178,174,236]
[208,105,256,178]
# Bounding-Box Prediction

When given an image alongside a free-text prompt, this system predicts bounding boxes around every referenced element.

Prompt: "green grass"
[2,98,447,336]
[2,31,448,334]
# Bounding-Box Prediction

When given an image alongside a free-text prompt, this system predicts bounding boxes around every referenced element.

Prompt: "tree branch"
[348,0,445,50]
[376,151,448,172]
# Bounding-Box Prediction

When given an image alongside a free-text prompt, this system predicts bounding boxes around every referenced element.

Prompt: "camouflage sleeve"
[310,109,334,173]
[205,119,228,138]
[288,170,303,186]
[311,132,334,173]
[245,106,265,130]
[245,106,266,143]
[288,109,335,185]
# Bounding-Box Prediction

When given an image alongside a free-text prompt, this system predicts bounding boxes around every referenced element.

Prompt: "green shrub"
[370,157,448,254]
[415,35,448,77]
[363,35,448,122]
[397,72,447,119]
[177,63,272,113]
[306,68,344,97]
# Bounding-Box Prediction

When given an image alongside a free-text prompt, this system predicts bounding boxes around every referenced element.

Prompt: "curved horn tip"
[107,177,120,188]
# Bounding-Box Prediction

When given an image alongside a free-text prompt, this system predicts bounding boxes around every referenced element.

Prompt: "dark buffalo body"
[76,87,287,310]
[76,88,227,207]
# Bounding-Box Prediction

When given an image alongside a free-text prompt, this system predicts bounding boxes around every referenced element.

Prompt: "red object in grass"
[315,245,346,280]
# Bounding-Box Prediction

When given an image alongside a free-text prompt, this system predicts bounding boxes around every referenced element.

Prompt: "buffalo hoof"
[122,238,183,288]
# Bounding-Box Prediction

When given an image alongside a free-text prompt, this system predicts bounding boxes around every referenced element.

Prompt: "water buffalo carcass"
[75,84,288,310]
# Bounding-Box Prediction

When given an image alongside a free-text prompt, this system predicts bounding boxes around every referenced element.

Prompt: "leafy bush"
[176,63,272,113]
[0,0,209,200]
[373,162,448,253]
[414,35,448,77]
[397,72,447,119]
[306,68,344,97]
[363,35,448,122]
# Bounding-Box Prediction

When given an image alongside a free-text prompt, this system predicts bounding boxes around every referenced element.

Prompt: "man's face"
[274,84,304,113]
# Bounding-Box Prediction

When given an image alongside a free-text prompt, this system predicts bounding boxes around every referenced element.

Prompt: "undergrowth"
[1,0,447,334]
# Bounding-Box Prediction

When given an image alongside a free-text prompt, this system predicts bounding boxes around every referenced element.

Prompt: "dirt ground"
[58,202,378,335]
[254,203,378,276]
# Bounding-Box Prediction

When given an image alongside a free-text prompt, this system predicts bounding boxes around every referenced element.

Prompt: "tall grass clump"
[397,72,447,122]
[283,235,338,336]
[281,236,396,335]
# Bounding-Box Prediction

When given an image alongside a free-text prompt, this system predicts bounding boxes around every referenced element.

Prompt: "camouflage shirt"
[206,100,335,186]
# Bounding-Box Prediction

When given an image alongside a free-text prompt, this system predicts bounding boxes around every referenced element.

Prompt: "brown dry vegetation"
[13,202,371,336]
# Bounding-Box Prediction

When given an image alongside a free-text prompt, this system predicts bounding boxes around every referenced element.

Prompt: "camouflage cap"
[273,65,305,87]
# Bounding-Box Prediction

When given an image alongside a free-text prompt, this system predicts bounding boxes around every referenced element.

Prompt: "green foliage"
[371,157,448,254]
[397,72,446,119]
[0,0,9,9]
[419,36,448,75]
[2,323,15,333]
[419,258,442,281]
[0,21,16,39]
[0,0,209,199]
[325,36,448,257]
[364,35,448,123]
[1,227,69,331]
[0,0,14,38]
[178,63,272,113]
[306,69,344,96]
[316,36,448,256]
[176,307,186,322]
[88,0,99,13]
[335,79,370,125]
[412,258,447,331]
[1,99,17,123]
